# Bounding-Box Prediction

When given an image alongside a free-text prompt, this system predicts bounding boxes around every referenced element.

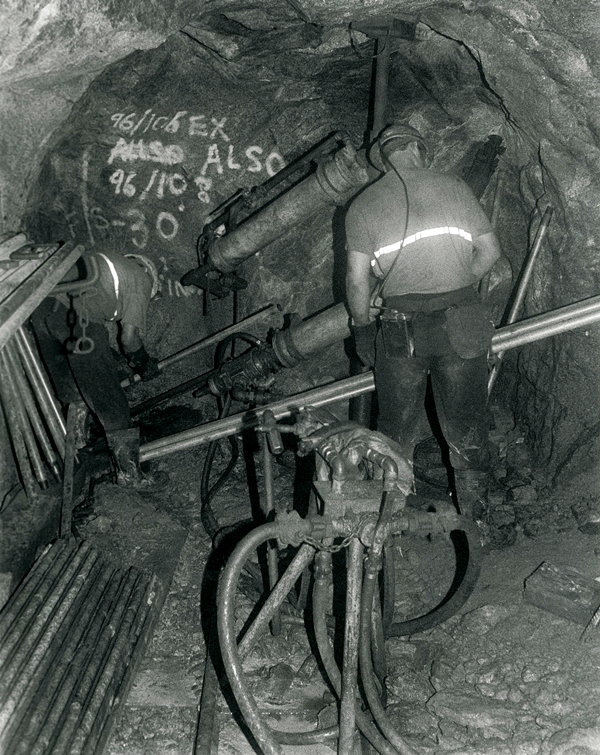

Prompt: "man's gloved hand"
[128,345,161,382]
[353,321,377,368]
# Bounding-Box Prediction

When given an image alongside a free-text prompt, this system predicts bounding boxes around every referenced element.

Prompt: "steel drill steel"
[121,304,280,387]
[0,349,40,498]
[15,326,66,456]
[1,345,49,488]
[488,206,553,394]
[139,293,600,462]
[5,339,60,479]
[7,560,112,754]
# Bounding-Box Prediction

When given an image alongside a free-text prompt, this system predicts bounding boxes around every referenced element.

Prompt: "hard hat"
[124,253,160,298]
[370,123,430,170]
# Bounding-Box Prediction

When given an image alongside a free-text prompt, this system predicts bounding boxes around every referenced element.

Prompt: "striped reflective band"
[97,253,120,318]
[372,226,473,265]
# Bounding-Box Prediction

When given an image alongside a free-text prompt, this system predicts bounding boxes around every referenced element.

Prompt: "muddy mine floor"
[74,405,600,755]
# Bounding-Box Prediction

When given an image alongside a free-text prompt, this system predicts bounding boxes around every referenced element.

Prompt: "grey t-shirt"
[345,168,493,296]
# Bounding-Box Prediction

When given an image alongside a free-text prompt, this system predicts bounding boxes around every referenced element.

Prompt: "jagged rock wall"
[1,0,599,491]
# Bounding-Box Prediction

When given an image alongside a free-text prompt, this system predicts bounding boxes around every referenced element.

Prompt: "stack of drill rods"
[15,327,66,458]
[5,340,61,480]
[0,348,45,496]
[0,329,66,493]
[0,539,160,755]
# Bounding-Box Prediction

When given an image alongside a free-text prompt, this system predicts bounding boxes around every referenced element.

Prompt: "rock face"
[1,0,600,490]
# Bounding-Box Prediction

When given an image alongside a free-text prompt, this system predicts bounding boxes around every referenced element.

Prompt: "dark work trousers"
[374,309,490,473]
[30,299,131,433]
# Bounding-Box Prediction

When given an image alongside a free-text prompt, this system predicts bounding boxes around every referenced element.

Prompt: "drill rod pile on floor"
[0,539,162,755]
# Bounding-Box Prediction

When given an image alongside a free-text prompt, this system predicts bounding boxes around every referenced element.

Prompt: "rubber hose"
[200,331,260,539]
[200,393,238,538]
[381,539,396,636]
[384,516,482,637]
[359,559,418,755]
[312,550,402,755]
[217,523,338,750]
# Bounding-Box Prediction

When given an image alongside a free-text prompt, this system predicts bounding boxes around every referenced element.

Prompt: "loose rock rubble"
[70,404,600,755]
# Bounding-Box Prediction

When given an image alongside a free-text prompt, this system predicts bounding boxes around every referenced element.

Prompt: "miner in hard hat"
[30,249,165,491]
[345,122,504,528]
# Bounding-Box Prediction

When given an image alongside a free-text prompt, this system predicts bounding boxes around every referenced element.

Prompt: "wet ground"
[70,399,600,755]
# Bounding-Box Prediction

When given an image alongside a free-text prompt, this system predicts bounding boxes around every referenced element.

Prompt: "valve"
[260,409,284,455]
[207,343,280,396]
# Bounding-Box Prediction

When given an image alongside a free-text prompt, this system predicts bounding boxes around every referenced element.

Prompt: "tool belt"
[378,286,494,360]
[379,310,416,359]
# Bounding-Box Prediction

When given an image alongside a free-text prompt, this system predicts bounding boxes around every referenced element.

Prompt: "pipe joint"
[274,510,313,548]
[271,321,306,368]
[315,145,369,205]
[208,343,280,396]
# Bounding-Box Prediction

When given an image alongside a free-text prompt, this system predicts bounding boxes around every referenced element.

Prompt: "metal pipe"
[372,34,391,140]
[8,560,112,754]
[339,538,363,755]
[209,146,368,274]
[261,434,281,636]
[0,352,39,501]
[312,549,399,755]
[60,402,79,538]
[141,294,600,462]
[121,304,281,387]
[0,549,102,751]
[69,573,158,754]
[0,541,96,733]
[140,371,374,461]
[49,567,143,753]
[0,540,67,642]
[237,543,316,659]
[26,563,126,755]
[506,207,554,325]
[491,295,600,349]
[5,340,61,479]
[0,349,46,493]
[217,522,286,755]
[1,347,50,488]
[491,305,600,352]
[15,327,66,457]
[489,206,553,394]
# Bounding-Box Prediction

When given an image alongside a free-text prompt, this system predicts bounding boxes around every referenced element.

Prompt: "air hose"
[216,503,481,754]
[384,515,482,637]
[200,331,262,540]
[217,525,338,755]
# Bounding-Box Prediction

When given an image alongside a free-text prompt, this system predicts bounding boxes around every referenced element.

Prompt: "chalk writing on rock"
[110,111,231,139]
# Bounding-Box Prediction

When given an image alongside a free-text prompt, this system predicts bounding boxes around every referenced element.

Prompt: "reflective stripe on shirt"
[373,226,473,262]
[97,253,120,319]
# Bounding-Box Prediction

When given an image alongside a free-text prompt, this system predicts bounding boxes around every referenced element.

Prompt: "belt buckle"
[381,308,400,322]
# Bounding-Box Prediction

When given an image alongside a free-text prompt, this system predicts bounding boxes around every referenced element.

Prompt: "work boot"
[105,427,168,492]
[453,468,489,521]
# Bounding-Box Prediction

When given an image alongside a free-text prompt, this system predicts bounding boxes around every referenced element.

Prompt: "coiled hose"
[217,525,339,755]
[384,515,482,637]
[216,508,482,755]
